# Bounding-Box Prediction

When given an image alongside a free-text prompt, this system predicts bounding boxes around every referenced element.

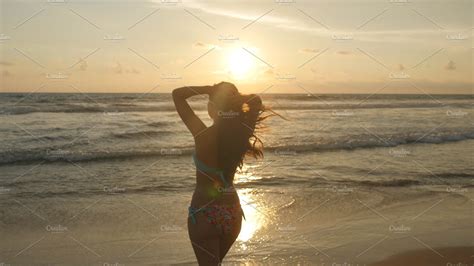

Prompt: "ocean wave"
[1,101,471,115]
[241,178,423,188]
[0,148,195,165]
[5,174,471,199]
[240,175,472,189]
[5,184,194,198]
[267,129,474,153]
[1,129,473,164]
[147,121,172,127]
[112,130,173,139]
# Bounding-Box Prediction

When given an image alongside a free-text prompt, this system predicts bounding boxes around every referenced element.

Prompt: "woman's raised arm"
[172,85,213,138]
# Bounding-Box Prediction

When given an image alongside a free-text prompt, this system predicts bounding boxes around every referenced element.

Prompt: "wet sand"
[371,246,474,266]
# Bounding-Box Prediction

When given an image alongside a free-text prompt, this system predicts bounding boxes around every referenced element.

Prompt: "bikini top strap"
[192,152,230,187]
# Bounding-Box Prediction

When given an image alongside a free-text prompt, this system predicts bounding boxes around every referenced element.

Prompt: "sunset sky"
[0,0,472,94]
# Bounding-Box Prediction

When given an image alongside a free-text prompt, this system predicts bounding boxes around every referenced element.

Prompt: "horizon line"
[0,92,472,96]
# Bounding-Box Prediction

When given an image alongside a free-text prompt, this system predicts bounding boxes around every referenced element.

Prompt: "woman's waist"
[191,186,240,206]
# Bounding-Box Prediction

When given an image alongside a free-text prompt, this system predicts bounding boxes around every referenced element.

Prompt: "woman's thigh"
[219,214,242,261]
[188,212,221,265]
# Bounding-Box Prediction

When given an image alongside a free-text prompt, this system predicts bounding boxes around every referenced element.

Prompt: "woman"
[172,82,267,265]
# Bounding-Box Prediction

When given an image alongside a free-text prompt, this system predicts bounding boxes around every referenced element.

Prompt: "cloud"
[193,42,207,48]
[336,51,352,55]
[112,62,140,74]
[445,60,456,71]
[1,70,12,77]
[263,68,274,76]
[113,62,123,74]
[0,61,14,66]
[126,67,140,74]
[299,48,319,54]
[193,42,219,50]
[169,0,463,46]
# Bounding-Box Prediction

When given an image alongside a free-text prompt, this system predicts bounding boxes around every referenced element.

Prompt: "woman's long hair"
[210,83,277,181]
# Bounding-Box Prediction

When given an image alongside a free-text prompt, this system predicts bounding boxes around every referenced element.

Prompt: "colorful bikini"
[188,152,246,234]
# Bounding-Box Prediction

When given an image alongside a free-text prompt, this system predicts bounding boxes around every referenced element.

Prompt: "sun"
[227,48,255,79]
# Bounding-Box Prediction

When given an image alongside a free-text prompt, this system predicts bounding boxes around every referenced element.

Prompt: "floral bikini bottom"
[188,204,245,234]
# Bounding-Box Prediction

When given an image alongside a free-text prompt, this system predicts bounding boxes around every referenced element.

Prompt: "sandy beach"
[371,247,473,266]
[0,93,472,265]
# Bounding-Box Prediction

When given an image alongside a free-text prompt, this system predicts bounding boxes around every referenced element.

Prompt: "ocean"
[0,93,472,265]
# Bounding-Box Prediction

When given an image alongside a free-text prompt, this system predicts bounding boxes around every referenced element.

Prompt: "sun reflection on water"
[235,164,268,244]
